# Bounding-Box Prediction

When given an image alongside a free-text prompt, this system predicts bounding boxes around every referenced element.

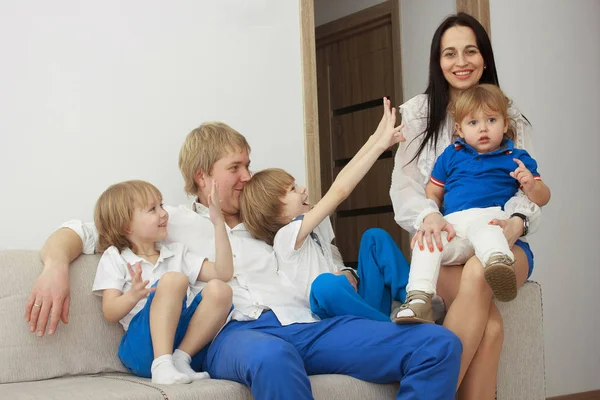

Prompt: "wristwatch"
[511,213,529,237]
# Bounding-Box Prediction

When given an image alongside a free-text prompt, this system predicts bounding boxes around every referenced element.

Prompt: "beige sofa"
[0,250,546,399]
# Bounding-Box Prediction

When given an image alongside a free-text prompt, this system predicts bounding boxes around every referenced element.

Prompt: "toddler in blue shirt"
[395,84,550,324]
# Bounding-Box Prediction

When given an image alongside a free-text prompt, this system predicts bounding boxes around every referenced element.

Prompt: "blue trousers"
[310,228,411,321]
[118,284,207,377]
[310,273,391,321]
[357,228,411,316]
[203,311,461,400]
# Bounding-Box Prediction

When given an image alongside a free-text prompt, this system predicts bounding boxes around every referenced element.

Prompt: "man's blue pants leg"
[204,311,461,400]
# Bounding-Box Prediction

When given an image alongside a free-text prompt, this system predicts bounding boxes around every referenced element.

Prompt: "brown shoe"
[393,290,434,324]
[484,253,517,302]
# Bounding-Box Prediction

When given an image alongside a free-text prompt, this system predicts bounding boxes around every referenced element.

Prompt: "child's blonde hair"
[451,83,515,141]
[240,168,295,246]
[94,180,163,252]
[178,122,251,196]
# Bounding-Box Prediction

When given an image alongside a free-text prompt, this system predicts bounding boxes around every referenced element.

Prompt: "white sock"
[396,299,426,318]
[151,354,192,385]
[173,349,211,381]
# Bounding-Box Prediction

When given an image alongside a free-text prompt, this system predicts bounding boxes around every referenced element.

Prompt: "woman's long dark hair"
[411,12,500,163]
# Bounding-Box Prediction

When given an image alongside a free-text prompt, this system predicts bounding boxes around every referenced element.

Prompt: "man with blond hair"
[26,122,461,399]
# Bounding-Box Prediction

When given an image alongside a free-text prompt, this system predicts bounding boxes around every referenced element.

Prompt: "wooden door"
[315,1,410,266]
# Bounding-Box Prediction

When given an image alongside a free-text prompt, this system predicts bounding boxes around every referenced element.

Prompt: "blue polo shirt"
[430,138,541,216]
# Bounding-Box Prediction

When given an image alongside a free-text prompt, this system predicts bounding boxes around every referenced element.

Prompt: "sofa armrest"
[496,280,546,400]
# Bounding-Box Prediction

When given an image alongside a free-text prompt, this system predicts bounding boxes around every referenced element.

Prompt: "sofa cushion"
[496,281,545,400]
[0,373,399,400]
[0,251,127,384]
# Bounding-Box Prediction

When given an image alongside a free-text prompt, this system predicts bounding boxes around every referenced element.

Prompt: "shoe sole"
[484,263,517,302]
[393,316,434,325]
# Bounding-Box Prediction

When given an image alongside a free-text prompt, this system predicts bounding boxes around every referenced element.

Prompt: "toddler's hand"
[126,262,155,302]
[510,158,535,194]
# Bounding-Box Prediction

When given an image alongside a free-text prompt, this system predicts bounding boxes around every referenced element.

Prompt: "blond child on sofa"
[92,180,233,385]
[240,98,404,323]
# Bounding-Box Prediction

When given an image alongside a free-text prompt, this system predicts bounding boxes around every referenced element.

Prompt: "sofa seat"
[0,250,545,399]
[1,373,399,400]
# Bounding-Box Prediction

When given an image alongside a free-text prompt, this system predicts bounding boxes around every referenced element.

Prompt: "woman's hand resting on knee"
[412,213,456,253]
[488,216,524,248]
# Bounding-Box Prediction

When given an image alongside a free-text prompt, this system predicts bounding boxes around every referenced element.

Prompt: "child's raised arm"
[101,262,155,323]
[294,98,404,249]
[198,182,234,282]
[511,158,551,207]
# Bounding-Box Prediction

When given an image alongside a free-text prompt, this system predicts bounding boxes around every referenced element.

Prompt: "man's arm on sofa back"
[26,227,85,337]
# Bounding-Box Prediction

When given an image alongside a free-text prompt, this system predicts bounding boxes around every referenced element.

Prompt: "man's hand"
[334,270,358,291]
[25,265,70,336]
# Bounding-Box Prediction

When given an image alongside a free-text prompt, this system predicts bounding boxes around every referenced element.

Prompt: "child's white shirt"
[273,216,342,299]
[92,242,203,331]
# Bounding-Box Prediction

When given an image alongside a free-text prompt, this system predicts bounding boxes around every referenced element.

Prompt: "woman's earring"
[484,65,487,69]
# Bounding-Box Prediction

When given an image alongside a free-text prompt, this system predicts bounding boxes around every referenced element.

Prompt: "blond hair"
[451,83,515,141]
[178,122,251,196]
[240,168,294,245]
[94,180,163,252]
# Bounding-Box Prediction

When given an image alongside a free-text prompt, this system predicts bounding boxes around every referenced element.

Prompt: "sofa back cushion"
[0,250,128,384]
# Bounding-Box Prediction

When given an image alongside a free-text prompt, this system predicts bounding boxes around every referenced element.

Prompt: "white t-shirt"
[273,216,342,300]
[92,242,203,331]
[65,201,316,326]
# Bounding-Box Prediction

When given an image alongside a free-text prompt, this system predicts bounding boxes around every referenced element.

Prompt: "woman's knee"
[203,279,233,308]
[460,257,491,296]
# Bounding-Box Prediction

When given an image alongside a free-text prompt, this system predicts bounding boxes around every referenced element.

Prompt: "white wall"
[0,1,306,250]
[314,0,455,102]
[491,0,600,396]
[400,0,455,100]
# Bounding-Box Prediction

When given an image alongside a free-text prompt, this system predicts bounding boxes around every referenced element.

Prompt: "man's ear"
[194,168,206,190]
[455,122,464,138]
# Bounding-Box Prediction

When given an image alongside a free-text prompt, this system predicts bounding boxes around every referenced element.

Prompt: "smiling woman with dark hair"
[390,12,541,400]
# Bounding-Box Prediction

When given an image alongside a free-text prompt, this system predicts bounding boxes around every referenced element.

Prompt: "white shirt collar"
[191,199,210,217]
[120,243,175,265]
[191,199,248,233]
